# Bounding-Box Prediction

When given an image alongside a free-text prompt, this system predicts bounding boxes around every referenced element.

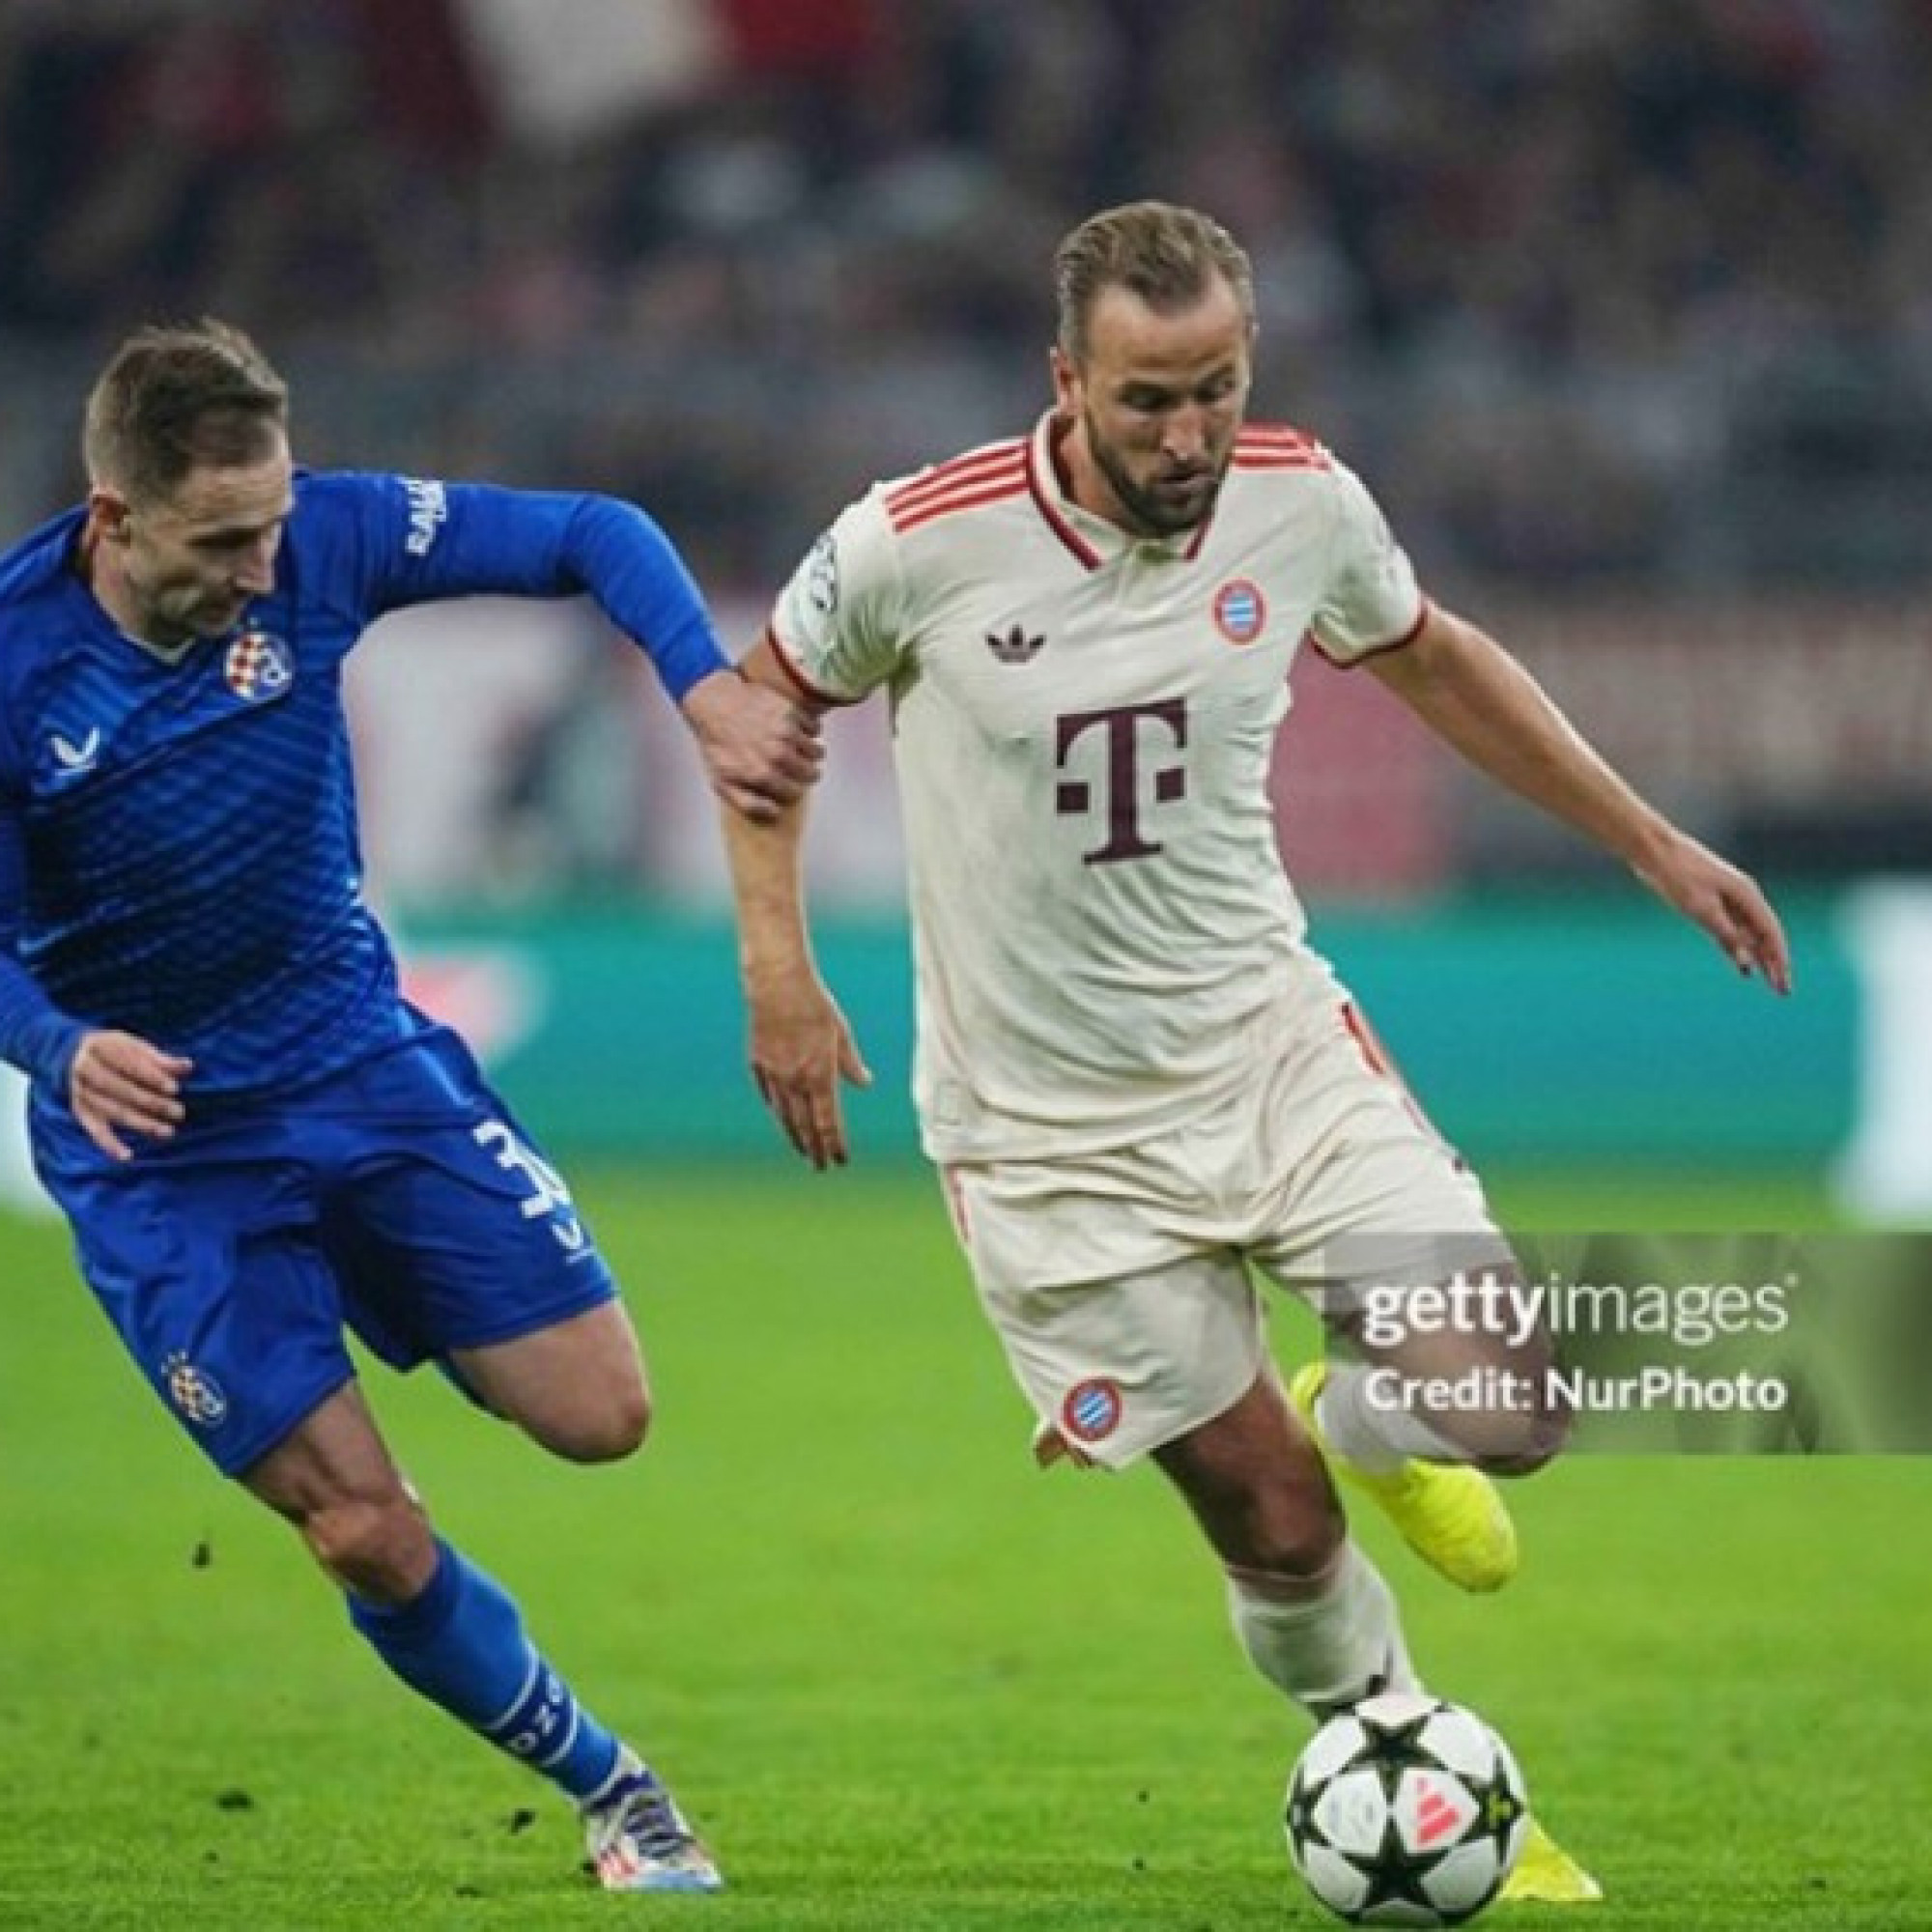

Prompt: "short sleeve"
[1309,463,1426,666]
[766,491,909,704]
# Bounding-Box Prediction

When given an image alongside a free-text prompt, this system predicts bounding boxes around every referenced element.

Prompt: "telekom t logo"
[1054,699,1188,864]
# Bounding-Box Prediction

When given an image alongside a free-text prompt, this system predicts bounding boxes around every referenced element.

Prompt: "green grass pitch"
[1,1163,1925,1929]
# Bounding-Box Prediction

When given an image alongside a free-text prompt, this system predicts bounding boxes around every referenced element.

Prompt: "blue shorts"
[32,1019,618,1478]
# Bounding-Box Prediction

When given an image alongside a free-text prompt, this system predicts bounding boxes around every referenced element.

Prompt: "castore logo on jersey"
[48,726,101,779]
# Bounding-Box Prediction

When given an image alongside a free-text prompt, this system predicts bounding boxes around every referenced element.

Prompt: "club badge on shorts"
[1060,1376,1123,1445]
[161,1350,228,1428]
[224,628,294,701]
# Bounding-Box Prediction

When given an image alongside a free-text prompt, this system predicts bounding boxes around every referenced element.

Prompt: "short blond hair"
[83,319,289,504]
[1053,201,1256,363]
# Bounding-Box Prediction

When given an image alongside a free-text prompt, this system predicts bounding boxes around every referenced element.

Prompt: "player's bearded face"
[1058,277,1253,538]
[114,447,294,647]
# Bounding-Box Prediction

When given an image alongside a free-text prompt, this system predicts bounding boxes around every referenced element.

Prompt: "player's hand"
[682,668,823,823]
[1632,830,1793,994]
[747,975,871,1169]
[68,1030,193,1161]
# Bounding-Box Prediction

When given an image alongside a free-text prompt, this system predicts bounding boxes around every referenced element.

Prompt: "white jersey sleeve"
[1309,461,1426,665]
[767,492,910,703]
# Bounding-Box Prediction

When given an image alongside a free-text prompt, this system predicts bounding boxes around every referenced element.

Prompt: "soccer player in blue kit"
[0,320,821,1893]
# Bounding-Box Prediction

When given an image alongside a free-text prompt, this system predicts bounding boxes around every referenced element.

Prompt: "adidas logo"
[1414,1778,1463,1847]
[985,624,1044,664]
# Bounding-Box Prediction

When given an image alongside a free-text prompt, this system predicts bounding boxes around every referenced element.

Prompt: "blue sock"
[348,1539,624,1802]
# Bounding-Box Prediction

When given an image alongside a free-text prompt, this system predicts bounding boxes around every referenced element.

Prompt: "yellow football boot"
[1500,1816,1605,1905]
[1289,1361,1520,1593]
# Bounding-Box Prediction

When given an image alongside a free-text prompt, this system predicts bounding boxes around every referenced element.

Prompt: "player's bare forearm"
[719,639,872,1166]
[720,802,872,1168]
[1369,607,1792,993]
[723,641,825,988]
[1367,607,1663,859]
[680,666,824,823]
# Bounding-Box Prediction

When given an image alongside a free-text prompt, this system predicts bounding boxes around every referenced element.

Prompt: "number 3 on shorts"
[472,1120,587,1253]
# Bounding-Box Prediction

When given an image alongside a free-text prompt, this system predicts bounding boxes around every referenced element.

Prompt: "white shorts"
[940,994,1511,1468]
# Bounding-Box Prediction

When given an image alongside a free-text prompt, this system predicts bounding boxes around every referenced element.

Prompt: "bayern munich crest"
[223,628,293,701]
[1059,1377,1124,1445]
[1211,578,1267,645]
[160,1351,228,1429]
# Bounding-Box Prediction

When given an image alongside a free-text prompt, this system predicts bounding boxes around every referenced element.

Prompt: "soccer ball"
[1283,1691,1528,1927]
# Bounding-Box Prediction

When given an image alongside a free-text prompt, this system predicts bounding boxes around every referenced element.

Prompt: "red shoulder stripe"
[890,473,1028,534]
[887,454,1025,518]
[1238,421,1326,450]
[885,441,1026,517]
[1236,426,1332,469]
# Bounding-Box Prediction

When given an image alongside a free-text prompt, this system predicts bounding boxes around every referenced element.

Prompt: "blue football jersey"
[0,471,724,1096]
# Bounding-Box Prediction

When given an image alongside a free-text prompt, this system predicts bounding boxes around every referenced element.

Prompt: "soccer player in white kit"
[721,201,1791,1905]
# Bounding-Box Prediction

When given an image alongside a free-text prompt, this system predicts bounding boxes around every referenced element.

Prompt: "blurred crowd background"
[1,0,1929,1200]
[0,0,1927,909]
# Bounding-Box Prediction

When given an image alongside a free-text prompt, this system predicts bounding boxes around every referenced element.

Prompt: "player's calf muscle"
[286,1491,435,1603]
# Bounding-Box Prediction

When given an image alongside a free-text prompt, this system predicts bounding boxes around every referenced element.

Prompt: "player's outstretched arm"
[406,485,825,822]
[1367,604,1792,994]
[680,667,824,824]
[68,1030,193,1162]
[1621,824,1791,992]
[717,640,870,1168]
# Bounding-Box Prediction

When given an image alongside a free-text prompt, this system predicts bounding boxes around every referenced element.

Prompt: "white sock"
[1318,1364,1470,1475]
[1227,1543,1420,1717]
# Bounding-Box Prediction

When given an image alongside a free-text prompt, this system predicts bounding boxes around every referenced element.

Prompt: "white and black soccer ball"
[1284,1690,1529,1927]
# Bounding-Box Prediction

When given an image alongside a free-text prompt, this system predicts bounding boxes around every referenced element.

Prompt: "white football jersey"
[767,412,1428,1161]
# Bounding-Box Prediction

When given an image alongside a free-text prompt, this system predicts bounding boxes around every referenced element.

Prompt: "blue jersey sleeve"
[0,806,84,1088]
[327,473,731,702]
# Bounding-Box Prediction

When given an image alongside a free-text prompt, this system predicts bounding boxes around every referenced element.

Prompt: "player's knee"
[299,1491,433,1602]
[1462,1388,1572,1477]
[529,1382,653,1463]
[1230,1490,1349,1587]
[1487,1408,1571,1476]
